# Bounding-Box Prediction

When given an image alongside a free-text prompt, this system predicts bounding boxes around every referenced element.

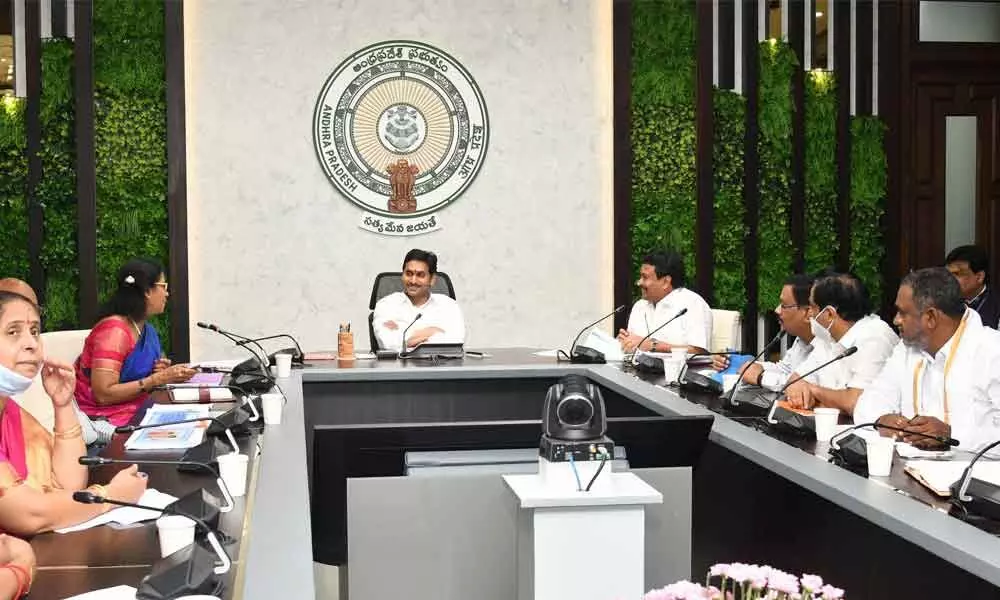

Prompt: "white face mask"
[0,362,34,397]
[810,307,836,345]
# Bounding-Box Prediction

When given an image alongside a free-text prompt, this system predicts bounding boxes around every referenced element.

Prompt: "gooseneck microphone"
[72,491,231,575]
[196,322,274,386]
[116,415,241,454]
[727,331,786,406]
[630,307,688,365]
[235,333,304,364]
[675,351,745,391]
[951,439,1000,520]
[558,304,626,364]
[764,346,858,424]
[79,455,235,514]
[398,313,423,356]
[830,421,960,448]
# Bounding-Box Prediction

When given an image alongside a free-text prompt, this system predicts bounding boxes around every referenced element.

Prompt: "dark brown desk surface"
[31,430,257,570]
[30,565,150,599]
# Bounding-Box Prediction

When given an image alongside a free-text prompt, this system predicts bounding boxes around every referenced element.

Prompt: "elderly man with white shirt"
[373,249,465,352]
[784,271,898,413]
[617,250,712,355]
[854,267,1000,451]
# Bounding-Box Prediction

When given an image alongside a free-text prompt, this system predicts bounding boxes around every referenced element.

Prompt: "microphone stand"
[72,491,232,575]
[557,304,626,364]
[828,421,961,475]
[79,456,235,514]
[397,313,423,358]
[628,308,689,367]
[764,346,858,426]
[117,415,242,455]
[154,384,262,423]
[727,331,785,408]
[235,333,304,364]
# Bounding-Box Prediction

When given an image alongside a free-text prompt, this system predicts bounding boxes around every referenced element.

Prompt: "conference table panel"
[29,566,150,599]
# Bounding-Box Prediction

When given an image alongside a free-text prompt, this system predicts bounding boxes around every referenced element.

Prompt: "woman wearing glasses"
[74,258,196,426]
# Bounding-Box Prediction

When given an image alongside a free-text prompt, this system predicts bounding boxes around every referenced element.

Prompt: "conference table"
[29,348,1000,599]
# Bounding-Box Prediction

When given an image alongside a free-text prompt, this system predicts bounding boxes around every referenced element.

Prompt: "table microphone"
[397,313,423,357]
[235,333,304,365]
[951,438,1000,520]
[828,421,960,473]
[196,322,273,390]
[764,346,858,426]
[675,351,745,392]
[73,491,231,599]
[727,331,785,407]
[629,307,689,366]
[116,412,245,455]
[79,456,235,515]
[557,304,626,364]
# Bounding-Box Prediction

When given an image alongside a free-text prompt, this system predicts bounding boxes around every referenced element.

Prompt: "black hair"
[402,249,438,275]
[812,272,872,322]
[783,273,815,307]
[0,291,39,319]
[946,245,989,282]
[901,267,967,319]
[98,258,165,322]
[641,250,686,288]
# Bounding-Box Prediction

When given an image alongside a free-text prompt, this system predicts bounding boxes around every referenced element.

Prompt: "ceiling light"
[816,11,824,18]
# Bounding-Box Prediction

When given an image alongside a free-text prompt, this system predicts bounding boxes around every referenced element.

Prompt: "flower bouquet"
[642,563,844,600]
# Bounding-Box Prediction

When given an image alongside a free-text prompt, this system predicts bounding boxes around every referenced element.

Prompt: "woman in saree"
[0,291,147,535]
[75,259,196,426]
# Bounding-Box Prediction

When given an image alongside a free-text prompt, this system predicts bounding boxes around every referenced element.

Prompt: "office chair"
[367,272,456,351]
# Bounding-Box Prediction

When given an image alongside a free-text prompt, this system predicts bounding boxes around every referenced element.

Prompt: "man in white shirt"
[854,267,1000,452]
[617,250,712,355]
[784,272,898,413]
[372,249,465,352]
[719,273,823,389]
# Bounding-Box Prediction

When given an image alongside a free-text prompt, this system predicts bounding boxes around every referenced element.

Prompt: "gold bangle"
[53,424,83,440]
[87,484,108,499]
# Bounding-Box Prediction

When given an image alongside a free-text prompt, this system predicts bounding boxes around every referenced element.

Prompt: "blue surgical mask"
[0,362,34,396]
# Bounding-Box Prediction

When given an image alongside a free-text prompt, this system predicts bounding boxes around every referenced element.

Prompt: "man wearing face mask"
[854,268,1000,451]
[784,272,898,413]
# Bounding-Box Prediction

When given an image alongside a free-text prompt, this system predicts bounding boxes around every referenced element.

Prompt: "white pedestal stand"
[503,470,663,600]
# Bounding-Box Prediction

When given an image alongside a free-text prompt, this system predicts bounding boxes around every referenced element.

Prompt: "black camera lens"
[557,394,594,426]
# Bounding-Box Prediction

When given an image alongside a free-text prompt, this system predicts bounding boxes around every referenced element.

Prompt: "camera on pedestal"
[539,375,613,490]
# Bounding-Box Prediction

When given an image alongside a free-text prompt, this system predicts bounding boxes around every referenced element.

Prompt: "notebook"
[904,460,1000,497]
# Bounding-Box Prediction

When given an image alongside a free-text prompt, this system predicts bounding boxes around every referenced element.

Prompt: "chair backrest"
[368,272,456,309]
[710,309,742,353]
[13,329,90,432]
[367,273,456,352]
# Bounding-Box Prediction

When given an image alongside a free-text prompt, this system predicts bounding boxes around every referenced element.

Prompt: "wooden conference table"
[27,348,1000,599]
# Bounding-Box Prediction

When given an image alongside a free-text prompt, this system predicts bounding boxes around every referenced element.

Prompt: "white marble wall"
[184,0,614,360]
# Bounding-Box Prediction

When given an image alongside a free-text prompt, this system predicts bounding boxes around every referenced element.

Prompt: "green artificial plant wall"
[94,0,170,348]
[804,71,838,274]
[0,98,28,283]
[712,89,746,311]
[630,0,697,290]
[757,40,796,312]
[850,116,887,307]
[39,39,79,329]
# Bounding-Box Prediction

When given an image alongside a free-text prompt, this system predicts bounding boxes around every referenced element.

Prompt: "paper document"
[55,489,176,534]
[62,585,137,600]
[533,349,560,358]
[124,404,211,450]
[904,459,1000,497]
[579,329,625,362]
[169,387,235,403]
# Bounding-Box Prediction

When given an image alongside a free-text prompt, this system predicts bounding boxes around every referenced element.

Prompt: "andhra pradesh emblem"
[312,41,490,235]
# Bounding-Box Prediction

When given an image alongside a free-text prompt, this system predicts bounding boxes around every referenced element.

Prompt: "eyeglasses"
[154,282,169,292]
[777,303,806,311]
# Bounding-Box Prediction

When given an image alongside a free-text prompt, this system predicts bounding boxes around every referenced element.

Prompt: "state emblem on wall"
[312,40,490,236]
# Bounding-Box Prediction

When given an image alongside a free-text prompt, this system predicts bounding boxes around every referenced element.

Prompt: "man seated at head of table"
[0,291,148,536]
[783,272,898,414]
[617,250,713,356]
[854,267,1000,451]
[373,249,466,352]
[712,273,823,387]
